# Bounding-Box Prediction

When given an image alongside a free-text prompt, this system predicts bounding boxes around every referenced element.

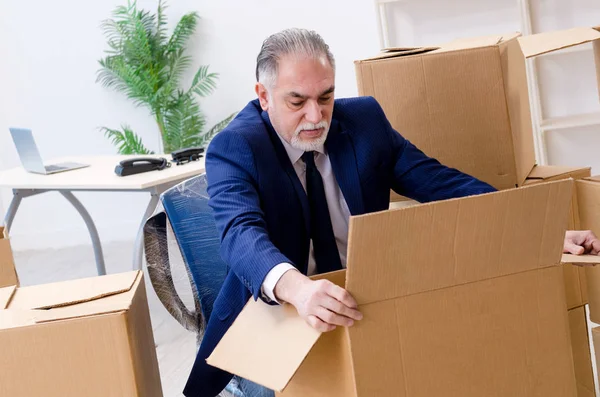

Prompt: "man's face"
[256,55,335,151]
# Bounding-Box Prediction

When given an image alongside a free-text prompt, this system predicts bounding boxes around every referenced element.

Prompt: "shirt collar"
[275,132,326,165]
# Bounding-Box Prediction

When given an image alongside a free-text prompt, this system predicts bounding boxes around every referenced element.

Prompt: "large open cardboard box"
[0,271,163,397]
[356,27,600,191]
[0,226,18,288]
[209,181,578,396]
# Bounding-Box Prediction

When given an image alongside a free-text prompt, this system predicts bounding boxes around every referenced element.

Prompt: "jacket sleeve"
[371,100,498,202]
[206,129,292,300]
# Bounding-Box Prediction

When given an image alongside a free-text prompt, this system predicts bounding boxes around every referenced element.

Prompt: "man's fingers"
[564,241,585,255]
[321,295,363,321]
[589,238,600,255]
[306,314,336,332]
[315,307,354,327]
[324,282,359,309]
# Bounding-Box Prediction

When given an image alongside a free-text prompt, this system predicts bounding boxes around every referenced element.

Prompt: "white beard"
[290,120,330,151]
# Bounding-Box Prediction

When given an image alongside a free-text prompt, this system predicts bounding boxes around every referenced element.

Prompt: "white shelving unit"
[373,0,600,166]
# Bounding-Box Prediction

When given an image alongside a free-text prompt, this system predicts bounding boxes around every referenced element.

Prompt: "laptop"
[9,127,89,175]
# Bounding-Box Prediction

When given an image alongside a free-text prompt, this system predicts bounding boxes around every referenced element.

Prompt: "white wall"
[383,0,600,172]
[0,0,380,251]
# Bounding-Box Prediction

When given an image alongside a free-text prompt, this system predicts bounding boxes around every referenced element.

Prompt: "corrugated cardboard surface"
[0,227,18,288]
[577,179,600,323]
[568,306,596,397]
[345,181,574,396]
[209,181,576,396]
[593,328,600,395]
[0,271,163,397]
[356,44,520,190]
[356,27,600,191]
[524,165,591,309]
[277,270,355,397]
[498,37,536,185]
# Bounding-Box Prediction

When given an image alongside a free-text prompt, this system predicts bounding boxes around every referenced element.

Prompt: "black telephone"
[115,157,170,176]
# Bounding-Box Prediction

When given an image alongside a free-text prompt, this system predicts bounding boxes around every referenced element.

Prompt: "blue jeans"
[225,376,274,397]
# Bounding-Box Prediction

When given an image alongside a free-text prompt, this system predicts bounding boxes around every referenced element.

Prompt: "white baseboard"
[8,219,140,252]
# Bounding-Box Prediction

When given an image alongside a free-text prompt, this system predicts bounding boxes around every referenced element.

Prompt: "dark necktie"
[302,151,343,274]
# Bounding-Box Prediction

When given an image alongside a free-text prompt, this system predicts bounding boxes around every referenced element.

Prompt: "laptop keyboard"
[45,165,68,172]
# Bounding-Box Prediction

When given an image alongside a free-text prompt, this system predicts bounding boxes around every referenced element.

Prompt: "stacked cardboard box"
[209,181,578,396]
[0,231,163,397]
[355,26,600,396]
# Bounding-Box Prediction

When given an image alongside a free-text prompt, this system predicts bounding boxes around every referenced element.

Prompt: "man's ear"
[255,82,270,111]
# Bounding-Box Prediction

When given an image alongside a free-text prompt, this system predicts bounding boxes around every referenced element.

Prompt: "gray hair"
[256,28,335,89]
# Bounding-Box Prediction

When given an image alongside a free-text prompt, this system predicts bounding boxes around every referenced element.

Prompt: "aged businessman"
[184,28,600,397]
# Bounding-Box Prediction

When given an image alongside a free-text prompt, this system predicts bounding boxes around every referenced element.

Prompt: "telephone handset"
[115,157,170,176]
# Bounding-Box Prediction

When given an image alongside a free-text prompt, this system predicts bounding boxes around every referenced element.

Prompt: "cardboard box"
[0,271,163,397]
[0,226,18,288]
[576,176,600,323]
[356,27,600,190]
[593,328,600,394]
[208,181,577,396]
[525,166,592,310]
[569,306,596,397]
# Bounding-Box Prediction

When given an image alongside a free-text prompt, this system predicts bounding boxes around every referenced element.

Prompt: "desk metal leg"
[60,191,106,276]
[4,191,24,233]
[133,191,160,270]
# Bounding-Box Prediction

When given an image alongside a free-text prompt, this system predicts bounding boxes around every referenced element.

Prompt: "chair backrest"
[143,173,227,336]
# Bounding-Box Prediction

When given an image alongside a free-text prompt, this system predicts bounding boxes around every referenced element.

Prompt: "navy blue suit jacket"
[183,96,495,396]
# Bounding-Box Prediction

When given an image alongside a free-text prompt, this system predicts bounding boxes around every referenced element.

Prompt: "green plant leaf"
[199,112,237,146]
[189,65,218,97]
[165,12,198,55]
[101,125,154,154]
[162,93,206,153]
[97,1,234,155]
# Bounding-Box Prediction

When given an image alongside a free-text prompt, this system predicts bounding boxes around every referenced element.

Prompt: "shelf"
[540,111,600,132]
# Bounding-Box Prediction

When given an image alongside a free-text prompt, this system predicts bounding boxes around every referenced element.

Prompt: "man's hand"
[274,270,363,332]
[564,230,600,264]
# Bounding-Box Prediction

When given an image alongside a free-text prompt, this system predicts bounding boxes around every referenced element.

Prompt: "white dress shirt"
[261,134,352,303]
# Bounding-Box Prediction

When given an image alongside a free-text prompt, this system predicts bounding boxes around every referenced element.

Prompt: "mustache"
[294,121,329,136]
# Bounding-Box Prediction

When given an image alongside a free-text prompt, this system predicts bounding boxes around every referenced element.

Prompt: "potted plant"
[97,0,236,154]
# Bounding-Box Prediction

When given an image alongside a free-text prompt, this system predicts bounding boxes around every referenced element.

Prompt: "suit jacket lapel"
[326,119,366,216]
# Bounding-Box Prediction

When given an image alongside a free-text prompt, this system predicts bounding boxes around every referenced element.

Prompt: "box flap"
[527,165,592,180]
[585,175,600,182]
[0,285,16,309]
[345,180,573,305]
[358,47,438,62]
[518,27,600,58]
[8,271,139,310]
[562,254,600,264]
[207,299,320,392]
[207,270,345,392]
[0,309,39,329]
[433,32,520,53]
